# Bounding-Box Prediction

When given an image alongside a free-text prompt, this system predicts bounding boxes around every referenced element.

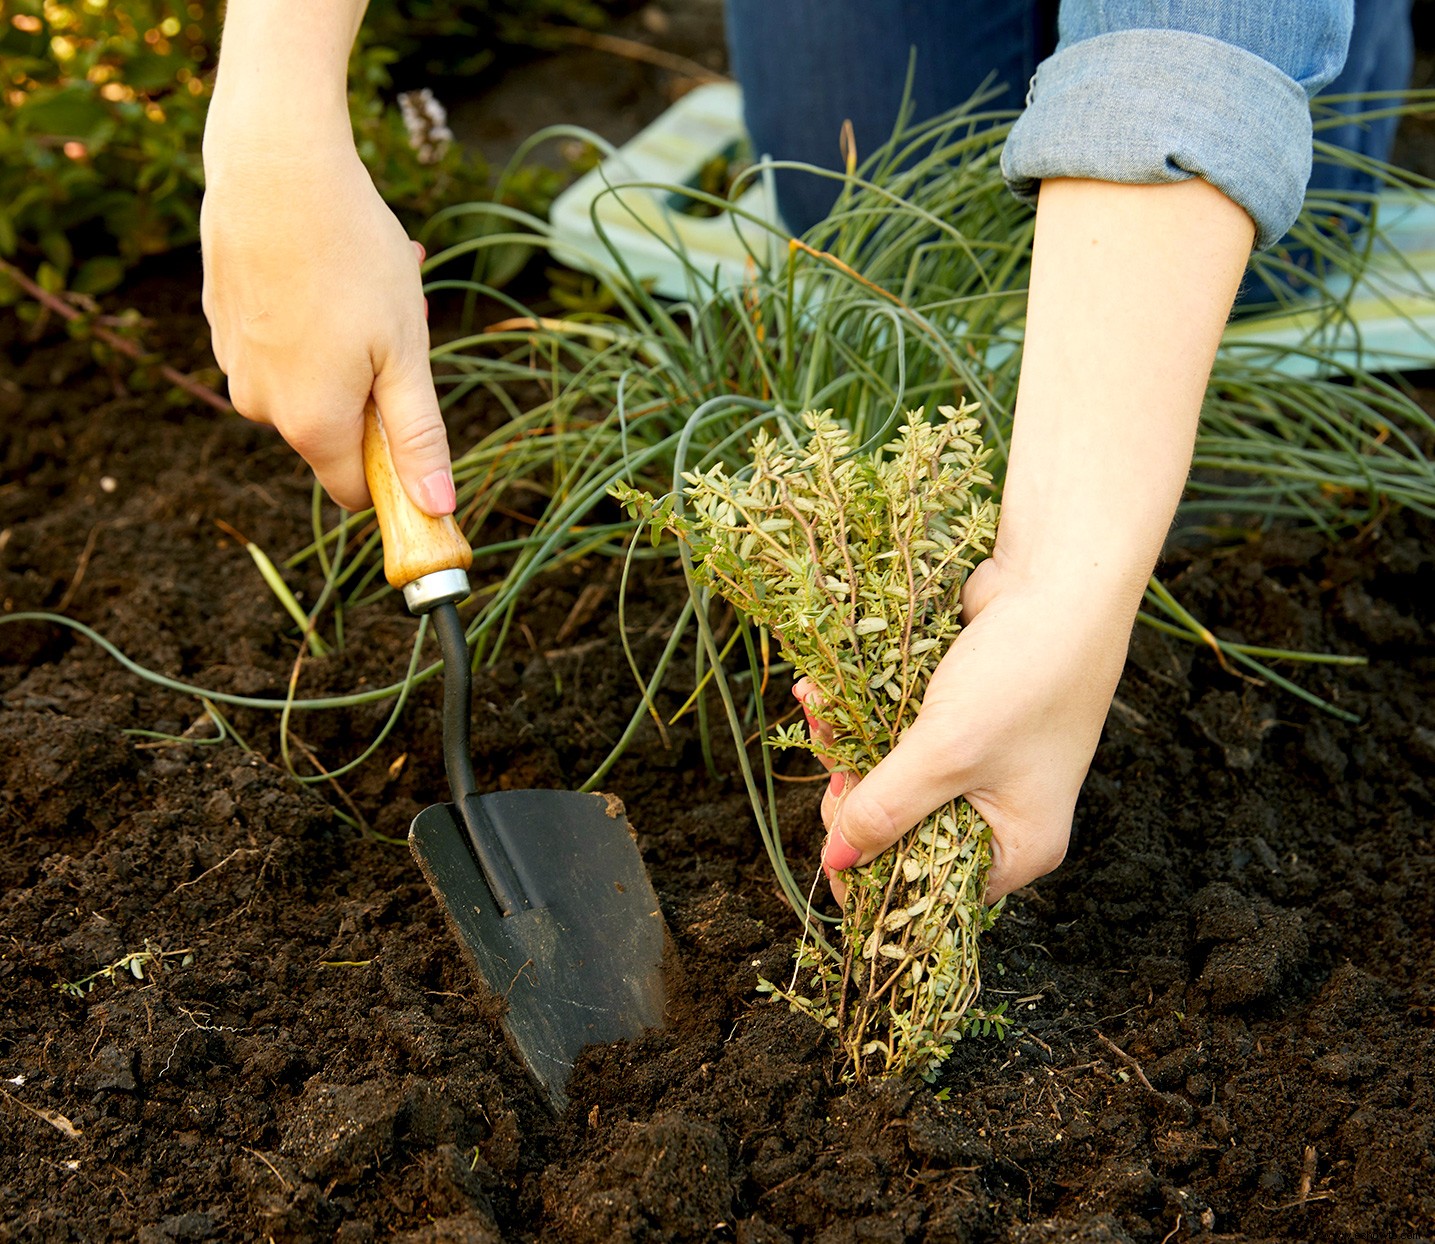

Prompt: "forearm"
[205,0,368,164]
[995,176,1254,614]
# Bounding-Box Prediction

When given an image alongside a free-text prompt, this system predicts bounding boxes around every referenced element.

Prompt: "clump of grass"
[618,402,1007,1079]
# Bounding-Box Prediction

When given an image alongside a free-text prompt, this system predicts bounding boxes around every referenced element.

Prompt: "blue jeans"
[726,0,1413,248]
[1309,0,1415,203]
[726,0,1056,238]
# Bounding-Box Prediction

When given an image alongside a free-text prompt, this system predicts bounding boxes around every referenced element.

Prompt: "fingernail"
[419,468,456,515]
[822,831,861,873]
[828,771,845,797]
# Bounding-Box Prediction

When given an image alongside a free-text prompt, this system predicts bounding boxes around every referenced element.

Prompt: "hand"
[200,142,453,514]
[801,549,1137,903]
[800,177,1253,905]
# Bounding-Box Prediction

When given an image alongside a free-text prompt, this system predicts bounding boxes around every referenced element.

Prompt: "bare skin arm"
[201,0,455,515]
[812,175,1255,902]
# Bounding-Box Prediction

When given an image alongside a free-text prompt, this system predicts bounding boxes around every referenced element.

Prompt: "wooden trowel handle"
[362,401,472,607]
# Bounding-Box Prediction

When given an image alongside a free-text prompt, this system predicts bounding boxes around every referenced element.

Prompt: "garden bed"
[3,271,1434,1243]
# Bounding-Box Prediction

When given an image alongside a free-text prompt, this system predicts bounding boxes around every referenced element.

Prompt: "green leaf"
[39,230,72,275]
[19,86,110,141]
[72,256,126,296]
[123,51,187,92]
[36,261,64,293]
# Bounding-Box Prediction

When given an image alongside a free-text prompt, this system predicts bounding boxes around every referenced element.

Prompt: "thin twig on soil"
[543,636,607,661]
[553,582,609,645]
[0,1087,83,1139]
[1093,1030,1156,1093]
[1298,1144,1318,1203]
[56,522,105,612]
[0,258,232,415]
[284,729,373,836]
[174,847,261,892]
[535,25,728,84]
[242,1148,291,1191]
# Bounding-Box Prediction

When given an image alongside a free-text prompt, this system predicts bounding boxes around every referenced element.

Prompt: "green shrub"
[0,0,212,290]
[0,0,604,291]
[364,0,623,80]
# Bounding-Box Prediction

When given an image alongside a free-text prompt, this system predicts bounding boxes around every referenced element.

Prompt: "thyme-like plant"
[618,403,1008,1079]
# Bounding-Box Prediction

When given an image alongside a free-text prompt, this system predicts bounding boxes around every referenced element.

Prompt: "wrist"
[204,88,354,172]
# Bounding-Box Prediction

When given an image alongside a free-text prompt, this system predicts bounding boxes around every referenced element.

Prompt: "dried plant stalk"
[618,403,1009,1078]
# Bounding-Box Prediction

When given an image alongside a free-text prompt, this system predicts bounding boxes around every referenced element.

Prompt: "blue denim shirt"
[1002,1,1355,247]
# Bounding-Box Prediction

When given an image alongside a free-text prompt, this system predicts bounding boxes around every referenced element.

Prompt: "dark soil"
[446,0,728,170]
[9,10,1435,1237]
[4,271,1435,1242]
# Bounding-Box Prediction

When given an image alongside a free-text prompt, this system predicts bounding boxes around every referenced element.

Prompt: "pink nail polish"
[823,832,861,873]
[828,771,845,797]
[419,468,456,515]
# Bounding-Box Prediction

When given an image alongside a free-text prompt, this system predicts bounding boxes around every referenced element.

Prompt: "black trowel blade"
[410,789,667,1108]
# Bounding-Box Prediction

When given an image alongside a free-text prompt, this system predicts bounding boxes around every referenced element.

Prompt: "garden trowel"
[362,402,667,1109]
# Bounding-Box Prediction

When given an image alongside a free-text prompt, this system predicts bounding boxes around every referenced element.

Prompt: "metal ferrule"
[402,567,471,615]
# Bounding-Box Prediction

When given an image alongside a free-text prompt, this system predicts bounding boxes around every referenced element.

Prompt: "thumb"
[820,713,961,870]
[369,358,456,517]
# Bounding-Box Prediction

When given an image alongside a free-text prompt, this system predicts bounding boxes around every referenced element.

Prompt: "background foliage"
[367,0,618,81]
[0,0,624,292]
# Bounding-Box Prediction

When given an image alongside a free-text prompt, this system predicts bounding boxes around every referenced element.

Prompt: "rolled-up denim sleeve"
[1001,1,1354,248]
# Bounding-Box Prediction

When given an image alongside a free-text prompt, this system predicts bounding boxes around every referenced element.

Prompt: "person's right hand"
[200,139,454,515]
[796,545,1135,906]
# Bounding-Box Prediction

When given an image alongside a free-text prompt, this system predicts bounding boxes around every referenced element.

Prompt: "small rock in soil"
[281,1079,405,1183]
[80,1042,137,1093]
